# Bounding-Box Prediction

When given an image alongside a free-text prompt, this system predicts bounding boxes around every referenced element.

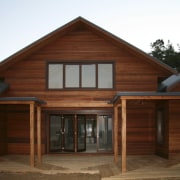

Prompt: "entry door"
[49,114,112,152]
[49,115,62,152]
[86,115,97,152]
[97,115,112,151]
[49,114,86,152]
[77,115,86,152]
[63,115,74,151]
[49,114,75,152]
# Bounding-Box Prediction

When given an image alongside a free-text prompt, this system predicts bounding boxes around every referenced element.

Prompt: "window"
[156,108,165,144]
[98,64,113,88]
[65,65,79,88]
[48,64,63,89]
[48,62,113,89]
[82,64,96,88]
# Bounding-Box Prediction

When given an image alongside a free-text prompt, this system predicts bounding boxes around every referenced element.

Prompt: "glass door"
[97,115,112,151]
[49,115,62,152]
[49,114,75,152]
[77,115,86,152]
[86,115,97,152]
[49,113,113,153]
[49,114,86,152]
[63,115,75,151]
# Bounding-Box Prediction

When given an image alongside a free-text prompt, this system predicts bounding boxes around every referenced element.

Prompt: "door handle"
[61,128,65,134]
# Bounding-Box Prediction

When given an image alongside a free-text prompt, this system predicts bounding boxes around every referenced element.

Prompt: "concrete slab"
[0,155,180,179]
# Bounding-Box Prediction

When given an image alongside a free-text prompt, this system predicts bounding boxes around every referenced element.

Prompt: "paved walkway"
[0,155,180,179]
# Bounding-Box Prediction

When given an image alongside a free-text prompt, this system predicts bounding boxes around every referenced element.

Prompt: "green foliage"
[150,39,180,72]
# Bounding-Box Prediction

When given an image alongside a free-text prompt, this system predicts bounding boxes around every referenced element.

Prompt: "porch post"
[121,99,127,173]
[37,105,42,164]
[114,104,119,163]
[30,103,35,167]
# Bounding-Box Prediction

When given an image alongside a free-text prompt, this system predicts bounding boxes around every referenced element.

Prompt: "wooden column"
[114,104,119,163]
[37,105,42,164]
[121,99,127,173]
[30,103,35,167]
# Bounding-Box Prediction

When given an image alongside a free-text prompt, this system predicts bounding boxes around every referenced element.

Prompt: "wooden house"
[0,17,180,172]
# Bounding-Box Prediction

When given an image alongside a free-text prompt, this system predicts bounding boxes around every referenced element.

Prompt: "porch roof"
[110,92,180,104]
[0,97,46,105]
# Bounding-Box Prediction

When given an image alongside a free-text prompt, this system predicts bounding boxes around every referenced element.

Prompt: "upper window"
[48,62,113,89]
[81,64,96,88]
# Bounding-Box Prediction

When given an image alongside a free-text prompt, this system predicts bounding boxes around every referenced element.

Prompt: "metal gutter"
[0,97,46,105]
[109,92,180,104]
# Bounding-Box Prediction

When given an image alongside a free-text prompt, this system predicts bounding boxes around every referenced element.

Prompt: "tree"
[150,39,180,72]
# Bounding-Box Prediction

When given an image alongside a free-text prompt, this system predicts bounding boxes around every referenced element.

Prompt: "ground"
[0,155,180,180]
[0,172,100,180]
[0,155,117,180]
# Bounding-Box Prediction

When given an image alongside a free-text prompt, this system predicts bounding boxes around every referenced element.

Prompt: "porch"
[0,155,180,179]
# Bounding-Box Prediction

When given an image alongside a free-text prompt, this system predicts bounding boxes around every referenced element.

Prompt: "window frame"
[47,61,114,90]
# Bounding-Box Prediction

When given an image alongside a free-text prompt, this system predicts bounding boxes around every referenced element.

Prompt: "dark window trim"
[46,61,115,90]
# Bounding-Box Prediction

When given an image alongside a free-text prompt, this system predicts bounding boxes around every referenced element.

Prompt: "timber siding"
[118,103,155,155]
[169,100,180,156]
[1,28,170,103]
[0,17,179,157]
[0,105,7,155]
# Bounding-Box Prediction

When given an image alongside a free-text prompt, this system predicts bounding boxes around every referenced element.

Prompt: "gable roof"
[0,16,177,74]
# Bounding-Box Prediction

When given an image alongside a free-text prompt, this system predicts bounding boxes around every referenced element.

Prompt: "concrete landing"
[0,155,180,179]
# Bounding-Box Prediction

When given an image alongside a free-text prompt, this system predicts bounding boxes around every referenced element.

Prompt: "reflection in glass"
[86,117,97,152]
[48,64,63,88]
[98,115,112,151]
[64,115,74,150]
[98,64,113,88]
[65,65,79,87]
[50,115,62,151]
[82,64,96,87]
[77,115,86,151]
[157,109,164,144]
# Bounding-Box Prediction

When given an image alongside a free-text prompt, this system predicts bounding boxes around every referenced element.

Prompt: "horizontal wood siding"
[8,144,46,154]
[5,105,46,154]
[0,28,170,155]
[2,29,168,105]
[169,100,180,156]
[0,105,7,155]
[170,83,180,92]
[118,102,155,155]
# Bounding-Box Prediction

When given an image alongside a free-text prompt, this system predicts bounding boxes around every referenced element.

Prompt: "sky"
[0,0,180,61]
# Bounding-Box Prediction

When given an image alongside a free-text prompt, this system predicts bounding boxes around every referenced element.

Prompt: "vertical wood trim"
[37,106,42,164]
[114,105,119,163]
[30,103,35,167]
[121,99,127,173]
